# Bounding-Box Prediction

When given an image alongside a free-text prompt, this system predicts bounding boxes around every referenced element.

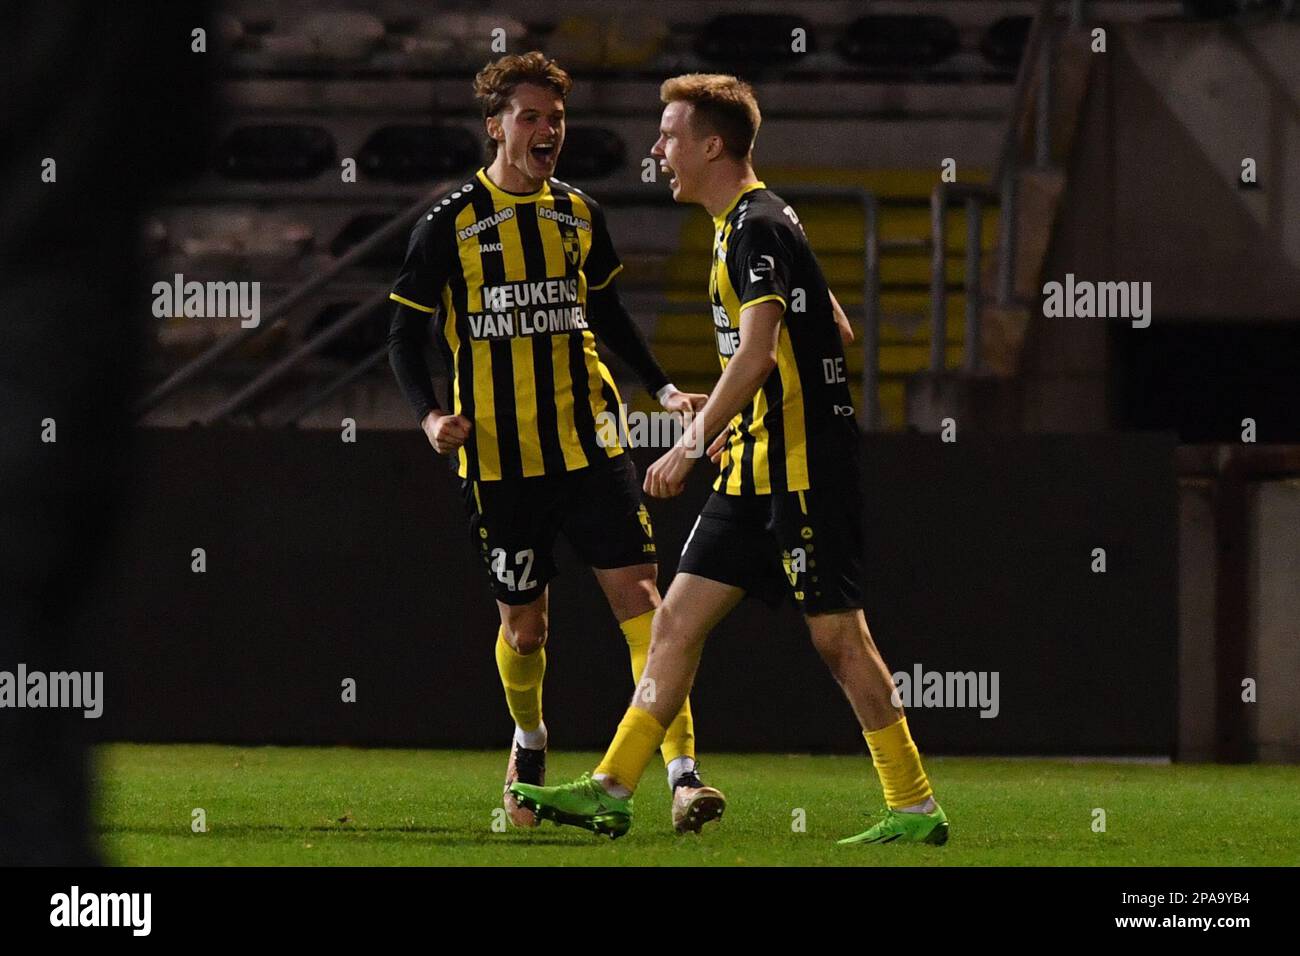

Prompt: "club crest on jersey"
[782,550,799,587]
[637,504,653,540]
[562,231,580,266]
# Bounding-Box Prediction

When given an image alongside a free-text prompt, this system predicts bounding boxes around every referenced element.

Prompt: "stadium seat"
[357,125,479,182]
[694,14,813,66]
[215,13,245,51]
[544,15,607,69]
[216,125,337,180]
[156,209,313,267]
[1181,0,1243,18]
[405,14,529,68]
[980,16,1032,69]
[260,12,386,63]
[393,27,456,63]
[602,13,669,68]
[837,16,961,69]
[546,14,668,69]
[555,127,625,180]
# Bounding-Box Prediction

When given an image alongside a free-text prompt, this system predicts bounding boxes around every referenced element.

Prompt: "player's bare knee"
[596,564,659,622]
[504,617,548,654]
[612,580,659,622]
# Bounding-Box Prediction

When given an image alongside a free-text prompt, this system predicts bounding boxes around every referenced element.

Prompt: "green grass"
[95,745,1300,866]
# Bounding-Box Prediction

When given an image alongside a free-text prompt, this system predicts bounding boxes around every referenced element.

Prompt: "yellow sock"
[864,716,933,809]
[495,627,545,731]
[620,608,696,765]
[595,706,666,792]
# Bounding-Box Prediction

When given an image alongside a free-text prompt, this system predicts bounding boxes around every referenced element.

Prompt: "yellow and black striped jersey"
[389,168,626,481]
[708,182,858,495]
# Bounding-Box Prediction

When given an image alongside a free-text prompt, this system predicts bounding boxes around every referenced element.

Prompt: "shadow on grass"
[97,823,606,848]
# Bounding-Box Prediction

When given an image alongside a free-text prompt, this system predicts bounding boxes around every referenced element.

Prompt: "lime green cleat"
[837,804,950,846]
[508,773,634,839]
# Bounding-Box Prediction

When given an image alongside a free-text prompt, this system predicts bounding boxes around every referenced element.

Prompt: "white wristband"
[655,383,679,407]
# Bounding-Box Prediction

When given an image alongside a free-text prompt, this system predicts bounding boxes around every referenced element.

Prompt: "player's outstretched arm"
[643,300,782,498]
[587,280,707,414]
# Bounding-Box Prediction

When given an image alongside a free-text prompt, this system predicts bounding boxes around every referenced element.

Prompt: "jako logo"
[478,242,503,253]
[50,886,151,936]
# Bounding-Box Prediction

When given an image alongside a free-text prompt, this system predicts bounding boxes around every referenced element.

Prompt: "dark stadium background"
[7,5,1298,866]
[82,0,1300,760]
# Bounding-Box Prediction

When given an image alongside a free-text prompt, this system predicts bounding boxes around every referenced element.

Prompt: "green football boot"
[837,804,950,846]
[508,773,634,839]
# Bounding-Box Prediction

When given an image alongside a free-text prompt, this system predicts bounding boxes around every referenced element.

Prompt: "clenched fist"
[421,410,473,455]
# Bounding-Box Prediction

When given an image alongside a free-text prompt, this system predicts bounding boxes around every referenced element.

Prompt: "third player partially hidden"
[512,74,950,845]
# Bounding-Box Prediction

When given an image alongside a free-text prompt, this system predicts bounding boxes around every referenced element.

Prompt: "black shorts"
[460,452,657,606]
[677,463,864,615]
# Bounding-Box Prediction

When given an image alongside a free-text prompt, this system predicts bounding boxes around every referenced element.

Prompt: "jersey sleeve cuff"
[587,263,624,292]
[390,292,436,314]
[739,293,788,314]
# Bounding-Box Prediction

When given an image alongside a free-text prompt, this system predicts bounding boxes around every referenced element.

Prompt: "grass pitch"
[95,745,1300,866]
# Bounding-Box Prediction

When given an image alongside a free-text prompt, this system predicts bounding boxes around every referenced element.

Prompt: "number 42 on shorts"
[490,548,537,592]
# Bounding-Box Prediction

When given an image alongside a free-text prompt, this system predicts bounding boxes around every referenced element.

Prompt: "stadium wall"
[76,428,1178,756]
[1048,21,1300,322]
[1178,473,1300,764]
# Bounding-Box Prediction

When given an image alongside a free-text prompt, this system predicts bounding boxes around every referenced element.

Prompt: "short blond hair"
[660,73,761,160]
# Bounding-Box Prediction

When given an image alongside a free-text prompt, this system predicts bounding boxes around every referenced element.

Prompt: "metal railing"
[926,0,1089,379]
[929,183,999,375]
[143,181,886,431]
[140,3,1098,433]
[135,186,441,420]
[544,185,885,432]
[275,343,390,427]
[513,185,883,431]
[742,186,882,431]
[202,287,391,425]
[993,0,1066,308]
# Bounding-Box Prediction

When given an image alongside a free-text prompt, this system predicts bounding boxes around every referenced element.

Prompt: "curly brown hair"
[660,73,761,160]
[473,52,573,160]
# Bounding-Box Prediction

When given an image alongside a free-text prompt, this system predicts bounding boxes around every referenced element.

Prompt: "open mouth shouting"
[660,159,679,193]
[530,140,558,169]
